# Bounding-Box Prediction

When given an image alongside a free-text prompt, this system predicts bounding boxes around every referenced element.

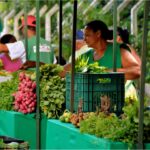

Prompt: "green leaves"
[88,62,107,73]
[43,101,49,106]
[40,64,66,119]
[40,64,63,80]
[80,97,150,145]
[80,112,138,146]
[0,71,20,111]
[75,57,108,73]
[75,56,89,73]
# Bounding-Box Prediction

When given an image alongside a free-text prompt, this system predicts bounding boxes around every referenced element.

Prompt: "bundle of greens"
[40,64,66,118]
[75,56,107,73]
[80,97,150,146]
[0,71,19,110]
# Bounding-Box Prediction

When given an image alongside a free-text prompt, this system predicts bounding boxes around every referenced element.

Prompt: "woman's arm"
[59,63,71,78]
[127,44,141,66]
[0,44,9,53]
[20,61,45,69]
[117,48,141,80]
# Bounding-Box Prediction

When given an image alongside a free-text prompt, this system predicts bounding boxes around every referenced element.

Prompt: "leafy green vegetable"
[75,56,89,73]
[40,64,66,119]
[75,56,107,73]
[87,62,107,73]
[80,97,150,146]
[40,64,63,80]
[0,71,20,110]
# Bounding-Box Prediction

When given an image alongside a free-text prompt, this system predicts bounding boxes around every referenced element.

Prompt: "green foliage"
[39,64,65,119]
[75,56,89,72]
[40,64,63,79]
[0,71,19,110]
[40,76,65,119]
[75,56,107,73]
[80,97,150,146]
[80,111,138,146]
[0,64,65,117]
[87,63,107,73]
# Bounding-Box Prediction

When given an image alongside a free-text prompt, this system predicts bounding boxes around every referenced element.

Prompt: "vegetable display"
[13,72,36,114]
[59,110,72,123]
[40,64,66,118]
[60,100,93,127]
[0,64,65,118]
[79,97,150,145]
[0,62,149,148]
[70,112,91,128]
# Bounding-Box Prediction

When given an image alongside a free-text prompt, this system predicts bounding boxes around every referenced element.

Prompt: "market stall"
[0,0,150,149]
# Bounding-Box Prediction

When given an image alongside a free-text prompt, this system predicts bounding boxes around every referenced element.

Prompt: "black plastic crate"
[0,136,29,149]
[66,72,125,115]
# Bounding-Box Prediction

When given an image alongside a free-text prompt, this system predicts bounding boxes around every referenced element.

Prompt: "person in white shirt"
[0,15,56,69]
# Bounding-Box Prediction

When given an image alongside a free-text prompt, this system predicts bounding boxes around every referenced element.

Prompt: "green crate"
[66,73,125,115]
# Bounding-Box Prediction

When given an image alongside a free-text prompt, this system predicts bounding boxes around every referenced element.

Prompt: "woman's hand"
[59,63,72,78]
[20,61,36,69]
[20,61,45,70]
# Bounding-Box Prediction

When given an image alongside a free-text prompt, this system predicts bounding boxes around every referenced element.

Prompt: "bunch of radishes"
[13,72,36,114]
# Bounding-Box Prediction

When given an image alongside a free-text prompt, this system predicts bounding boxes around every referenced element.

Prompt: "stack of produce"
[13,72,36,114]
[59,101,91,127]
[0,63,66,119]
[70,112,91,128]
[39,64,66,118]
[59,109,95,128]
[59,110,72,123]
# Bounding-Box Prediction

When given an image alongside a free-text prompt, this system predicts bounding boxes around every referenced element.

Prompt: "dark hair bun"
[117,27,129,44]
[86,20,110,40]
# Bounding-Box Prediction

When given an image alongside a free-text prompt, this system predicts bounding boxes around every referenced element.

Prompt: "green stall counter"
[0,110,47,149]
[45,119,150,149]
[45,119,129,149]
[0,111,150,149]
[0,110,16,137]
